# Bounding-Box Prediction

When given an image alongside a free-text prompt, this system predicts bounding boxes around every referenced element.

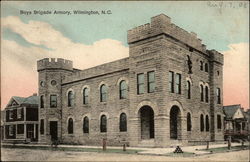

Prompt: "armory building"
[37,14,224,147]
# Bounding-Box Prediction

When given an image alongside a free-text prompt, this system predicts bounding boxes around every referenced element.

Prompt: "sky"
[1,1,249,110]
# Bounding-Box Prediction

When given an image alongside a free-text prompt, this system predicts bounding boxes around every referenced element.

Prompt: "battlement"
[37,58,73,71]
[127,14,205,52]
[208,50,224,65]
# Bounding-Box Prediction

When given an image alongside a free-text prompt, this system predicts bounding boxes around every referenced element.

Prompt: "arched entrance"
[170,106,181,139]
[139,106,154,139]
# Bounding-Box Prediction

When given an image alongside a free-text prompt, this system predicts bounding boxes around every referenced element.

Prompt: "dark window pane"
[40,119,44,134]
[206,115,209,132]
[83,117,89,133]
[169,71,174,93]
[200,85,204,101]
[187,113,192,131]
[137,74,144,94]
[120,81,127,99]
[83,88,89,104]
[148,71,155,93]
[68,118,74,134]
[68,91,74,107]
[187,81,191,99]
[50,95,57,108]
[119,113,127,132]
[200,114,204,132]
[100,115,107,132]
[175,73,181,94]
[217,115,221,129]
[17,124,24,134]
[40,96,44,108]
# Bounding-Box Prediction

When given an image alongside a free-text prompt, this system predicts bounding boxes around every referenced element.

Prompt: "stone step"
[138,139,155,147]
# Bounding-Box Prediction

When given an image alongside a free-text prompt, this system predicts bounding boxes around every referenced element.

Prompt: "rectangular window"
[175,73,181,94]
[137,73,144,94]
[9,110,13,120]
[169,71,174,93]
[40,119,44,134]
[9,125,14,136]
[217,115,222,129]
[50,95,57,108]
[147,71,155,93]
[17,124,24,134]
[216,88,221,104]
[17,108,22,119]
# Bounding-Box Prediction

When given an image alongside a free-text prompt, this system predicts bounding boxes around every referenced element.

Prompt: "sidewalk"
[1,141,248,156]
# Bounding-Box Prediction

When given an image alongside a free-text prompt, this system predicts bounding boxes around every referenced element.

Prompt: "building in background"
[37,14,224,147]
[2,94,38,143]
[223,104,249,141]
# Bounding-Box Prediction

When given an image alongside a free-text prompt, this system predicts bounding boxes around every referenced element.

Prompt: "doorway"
[50,121,58,141]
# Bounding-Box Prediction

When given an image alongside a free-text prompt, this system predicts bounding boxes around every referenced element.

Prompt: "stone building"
[38,14,224,147]
[2,94,39,142]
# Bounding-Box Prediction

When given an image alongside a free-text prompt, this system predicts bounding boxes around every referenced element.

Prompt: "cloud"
[222,43,249,109]
[1,16,129,109]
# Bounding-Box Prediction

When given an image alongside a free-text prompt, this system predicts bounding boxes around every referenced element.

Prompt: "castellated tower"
[37,58,73,143]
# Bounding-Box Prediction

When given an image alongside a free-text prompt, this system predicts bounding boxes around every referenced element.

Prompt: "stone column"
[128,117,140,146]
[34,124,36,139]
[180,116,188,145]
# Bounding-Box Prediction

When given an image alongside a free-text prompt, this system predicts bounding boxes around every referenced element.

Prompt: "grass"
[1,144,142,154]
[199,145,249,153]
[165,152,195,157]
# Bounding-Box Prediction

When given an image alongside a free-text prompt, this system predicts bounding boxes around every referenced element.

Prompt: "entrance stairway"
[138,139,155,147]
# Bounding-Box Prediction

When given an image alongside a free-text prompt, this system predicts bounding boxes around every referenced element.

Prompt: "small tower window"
[200,61,204,71]
[137,74,144,94]
[147,71,155,93]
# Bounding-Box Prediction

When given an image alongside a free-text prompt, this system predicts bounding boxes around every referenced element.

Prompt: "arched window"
[187,81,191,99]
[83,116,89,133]
[216,88,221,104]
[205,63,209,72]
[100,84,107,102]
[119,113,127,132]
[200,61,203,71]
[119,81,127,99]
[206,115,209,132]
[83,88,89,104]
[68,118,73,134]
[100,115,107,132]
[205,86,209,103]
[217,115,222,130]
[200,114,204,132]
[200,85,204,102]
[68,91,74,107]
[187,113,192,131]
[40,95,44,108]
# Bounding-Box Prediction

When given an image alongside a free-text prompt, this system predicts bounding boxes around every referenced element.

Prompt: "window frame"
[50,95,57,108]
[147,71,155,93]
[40,95,44,108]
[119,113,127,132]
[68,118,74,134]
[187,81,191,99]
[100,84,107,102]
[216,88,221,104]
[83,116,89,133]
[137,73,144,95]
[100,115,107,133]
[83,88,89,104]
[68,91,74,107]
[169,71,174,93]
[175,73,181,94]
[119,80,127,99]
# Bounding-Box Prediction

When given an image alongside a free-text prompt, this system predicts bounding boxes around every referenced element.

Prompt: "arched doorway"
[139,106,154,139]
[170,106,181,139]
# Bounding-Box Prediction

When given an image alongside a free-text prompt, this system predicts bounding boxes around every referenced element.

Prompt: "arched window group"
[200,61,209,72]
[68,118,74,134]
[200,84,209,103]
[68,91,74,107]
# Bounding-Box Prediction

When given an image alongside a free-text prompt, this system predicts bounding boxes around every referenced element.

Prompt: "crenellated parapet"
[127,14,206,52]
[37,58,73,71]
[208,50,224,65]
